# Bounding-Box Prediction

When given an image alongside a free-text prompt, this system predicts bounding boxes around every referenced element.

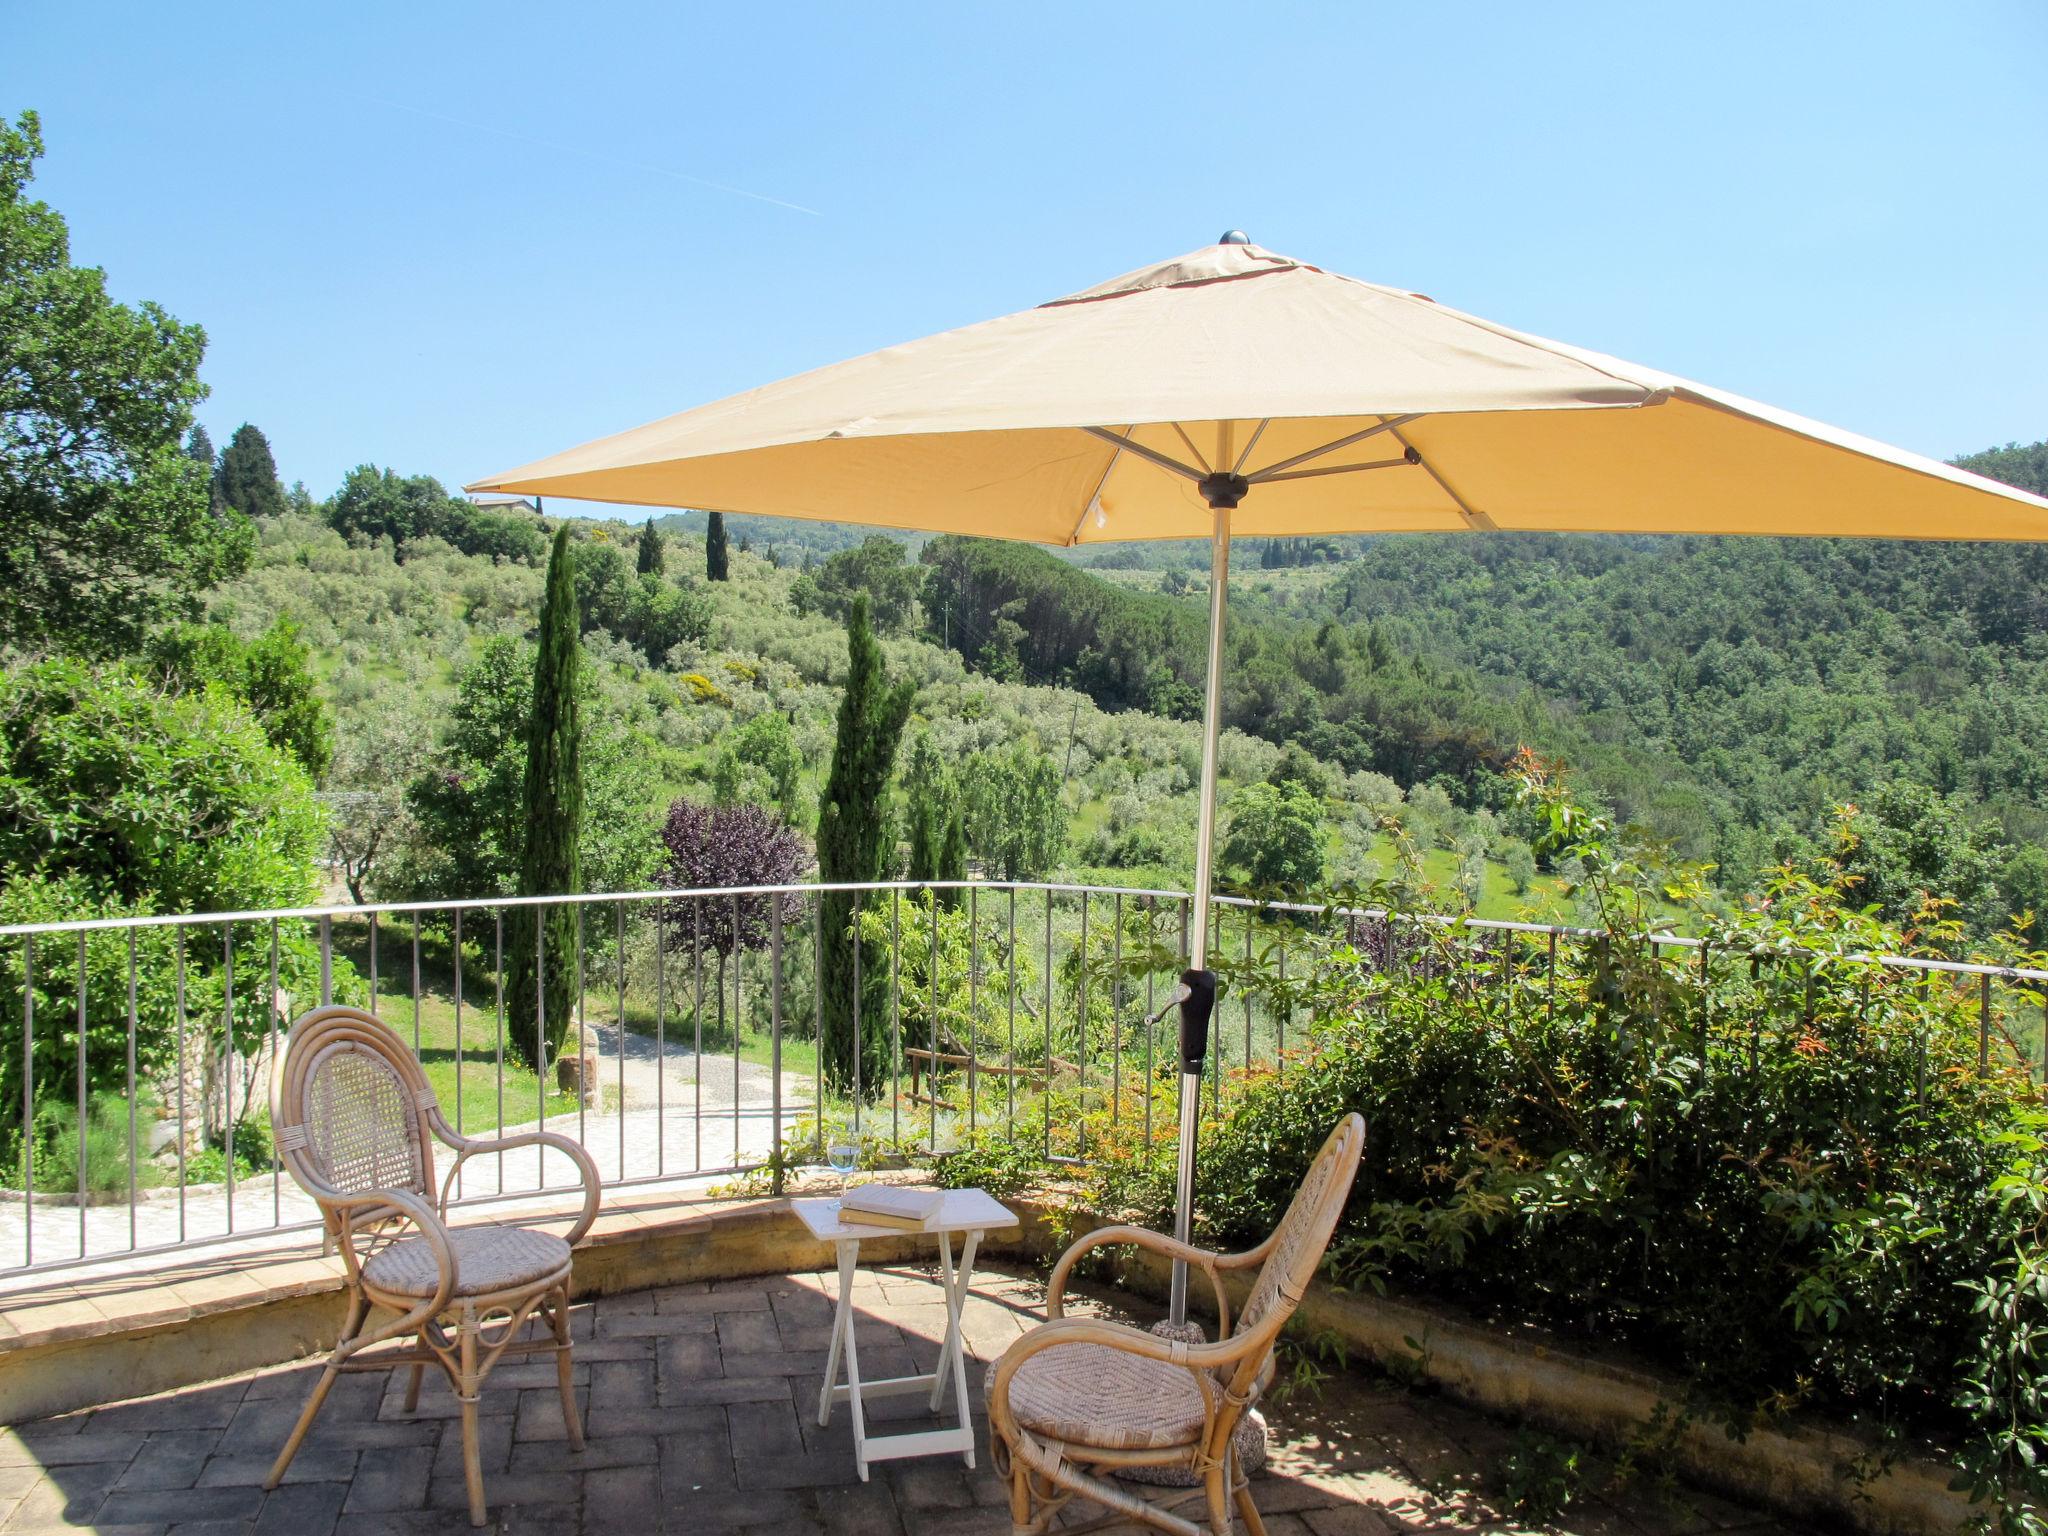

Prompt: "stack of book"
[838,1185,944,1231]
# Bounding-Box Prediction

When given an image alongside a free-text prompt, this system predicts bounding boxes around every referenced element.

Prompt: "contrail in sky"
[354,93,824,218]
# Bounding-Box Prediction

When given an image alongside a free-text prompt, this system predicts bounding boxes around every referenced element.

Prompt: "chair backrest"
[1231,1113,1366,1344]
[273,1005,437,1206]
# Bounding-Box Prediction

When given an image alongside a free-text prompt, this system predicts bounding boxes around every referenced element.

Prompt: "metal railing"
[2,880,2043,1280]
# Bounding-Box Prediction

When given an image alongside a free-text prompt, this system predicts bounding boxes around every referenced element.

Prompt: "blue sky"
[8,2,2045,514]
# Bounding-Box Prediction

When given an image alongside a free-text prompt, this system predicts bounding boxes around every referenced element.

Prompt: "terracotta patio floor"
[0,1260,1817,1535]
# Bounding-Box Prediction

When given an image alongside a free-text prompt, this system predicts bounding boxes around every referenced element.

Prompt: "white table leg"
[818,1239,854,1427]
[928,1228,981,1467]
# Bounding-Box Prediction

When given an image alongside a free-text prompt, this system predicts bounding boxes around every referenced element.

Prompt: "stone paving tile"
[1,1261,1825,1535]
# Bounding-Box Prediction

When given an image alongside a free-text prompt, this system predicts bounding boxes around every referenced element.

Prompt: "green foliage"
[792,535,924,634]
[636,516,664,576]
[818,596,916,1093]
[1221,781,1325,892]
[855,887,1044,1069]
[902,732,966,898]
[213,423,286,520]
[621,570,712,665]
[507,528,583,1069]
[706,510,730,581]
[0,657,324,913]
[960,744,1066,881]
[8,1092,157,1199]
[326,465,545,563]
[712,710,803,822]
[141,618,334,779]
[394,634,655,904]
[0,110,251,655]
[1495,1429,1590,1520]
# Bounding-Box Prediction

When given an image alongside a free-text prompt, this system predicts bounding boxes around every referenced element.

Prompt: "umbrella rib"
[1251,455,1416,485]
[1170,422,1214,475]
[1230,419,1272,475]
[1243,414,1421,482]
[1388,422,1496,530]
[1078,426,1207,483]
[1067,430,1132,546]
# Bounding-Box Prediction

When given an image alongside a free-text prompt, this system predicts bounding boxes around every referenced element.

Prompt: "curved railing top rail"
[2,878,2043,985]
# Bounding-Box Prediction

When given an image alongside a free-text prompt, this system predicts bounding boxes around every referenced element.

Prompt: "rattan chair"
[264,1005,600,1527]
[987,1114,1365,1536]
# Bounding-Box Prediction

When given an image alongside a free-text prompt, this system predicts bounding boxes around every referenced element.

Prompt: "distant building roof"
[468,492,540,512]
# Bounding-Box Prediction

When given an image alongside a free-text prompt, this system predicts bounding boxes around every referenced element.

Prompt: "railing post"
[770,909,784,1196]
[318,915,333,1006]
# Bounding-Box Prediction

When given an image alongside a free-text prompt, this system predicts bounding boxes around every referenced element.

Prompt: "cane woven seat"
[363,1224,572,1298]
[986,1339,1208,1450]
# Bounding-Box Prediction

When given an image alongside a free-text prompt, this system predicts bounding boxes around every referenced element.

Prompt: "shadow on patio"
[0,1259,1817,1536]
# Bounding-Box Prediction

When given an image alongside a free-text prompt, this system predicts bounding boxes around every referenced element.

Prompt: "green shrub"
[1036,755,2048,1529]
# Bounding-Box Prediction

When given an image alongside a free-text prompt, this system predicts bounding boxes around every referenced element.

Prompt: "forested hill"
[925,437,2048,918]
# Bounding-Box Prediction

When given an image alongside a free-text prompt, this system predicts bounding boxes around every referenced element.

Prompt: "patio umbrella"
[471,233,2048,1323]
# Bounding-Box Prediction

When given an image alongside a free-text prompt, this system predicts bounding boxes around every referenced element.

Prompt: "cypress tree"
[184,423,216,474]
[817,595,916,1092]
[506,526,583,1070]
[705,510,730,581]
[636,517,664,575]
[214,423,287,520]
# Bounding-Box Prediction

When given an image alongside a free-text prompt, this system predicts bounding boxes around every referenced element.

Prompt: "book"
[836,1207,930,1231]
[839,1185,943,1228]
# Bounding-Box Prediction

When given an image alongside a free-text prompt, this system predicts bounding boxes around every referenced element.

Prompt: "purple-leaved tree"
[658,799,808,1037]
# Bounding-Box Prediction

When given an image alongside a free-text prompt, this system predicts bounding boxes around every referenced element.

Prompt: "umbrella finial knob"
[1219,229,1250,245]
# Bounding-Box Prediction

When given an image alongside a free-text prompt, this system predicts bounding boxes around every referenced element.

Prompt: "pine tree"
[505,527,583,1070]
[817,595,915,1092]
[184,423,215,474]
[213,424,287,520]
[636,517,664,575]
[705,510,730,581]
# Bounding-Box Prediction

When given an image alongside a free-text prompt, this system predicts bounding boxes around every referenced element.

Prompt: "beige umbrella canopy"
[472,234,2048,1322]
[471,237,2048,544]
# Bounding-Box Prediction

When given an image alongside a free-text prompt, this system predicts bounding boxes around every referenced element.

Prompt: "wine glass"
[826,1125,859,1209]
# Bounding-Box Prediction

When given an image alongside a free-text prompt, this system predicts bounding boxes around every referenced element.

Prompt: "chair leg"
[1233,1480,1268,1536]
[1203,1464,1232,1536]
[550,1285,584,1452]
[1007,1448,1033,1536]
[402,1361,425,1412]
[266,1291,366,1489]
[458,1308,487,1529]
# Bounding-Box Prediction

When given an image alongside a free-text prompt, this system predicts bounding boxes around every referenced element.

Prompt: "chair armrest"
[1048,1224,1237,1334]
[322,1186,459,1348]
[435,1123,602,1245]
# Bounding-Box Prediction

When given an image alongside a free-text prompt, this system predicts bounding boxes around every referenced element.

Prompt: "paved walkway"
[0,1261,1816,1536]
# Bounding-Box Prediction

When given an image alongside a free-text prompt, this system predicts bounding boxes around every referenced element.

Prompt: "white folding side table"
[790,1187,1019,1481]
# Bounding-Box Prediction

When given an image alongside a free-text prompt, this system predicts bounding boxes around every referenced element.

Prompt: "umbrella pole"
[1169,486,1240,1326]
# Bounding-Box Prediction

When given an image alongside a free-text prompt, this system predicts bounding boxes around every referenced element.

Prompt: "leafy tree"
[712,711,803,823]
[0,657,323,914]
[790,535,924,633]
[326,466,544,563]
[706,510,730,581]
[1221,781,1326,892]
[0,111,251,656]
[902,731,967,901]
[636,517,664,575]
[657,799,807,1034]
[1267,743,1333,799]
[214,423,287,520]
[141,618,334,779]
[507,528,583,1069]
[1502,839,1538,896]
[960,745,1066,881]
[394,636,654,903]
[621,572,712,664]
[1827,783,2005,937]
[817,596,916,1092]
[324,709,431,904]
